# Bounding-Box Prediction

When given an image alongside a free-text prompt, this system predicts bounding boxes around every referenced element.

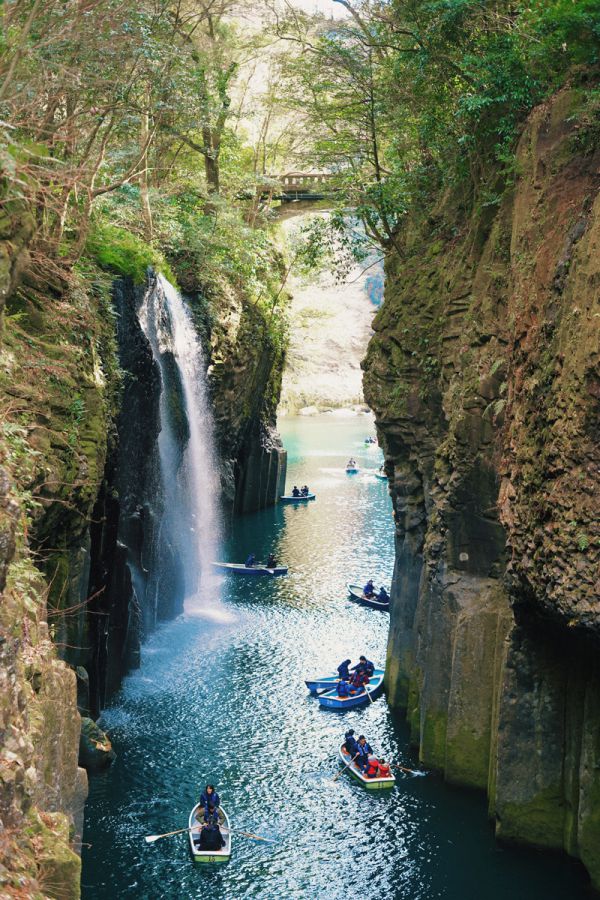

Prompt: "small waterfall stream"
[139,274,223,616]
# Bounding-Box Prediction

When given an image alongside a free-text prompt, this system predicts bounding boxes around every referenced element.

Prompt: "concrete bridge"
[272,172,338,202]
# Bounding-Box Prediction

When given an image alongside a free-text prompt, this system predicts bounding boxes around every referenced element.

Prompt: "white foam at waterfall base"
[145,274,232,621]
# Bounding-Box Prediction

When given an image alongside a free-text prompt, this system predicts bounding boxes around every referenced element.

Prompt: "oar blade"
[145,835,161,843]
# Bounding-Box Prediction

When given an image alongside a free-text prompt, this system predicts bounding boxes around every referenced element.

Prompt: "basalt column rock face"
[363,84,600,888]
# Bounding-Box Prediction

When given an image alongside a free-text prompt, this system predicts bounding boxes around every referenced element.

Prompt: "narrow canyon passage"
[81,416,588,898]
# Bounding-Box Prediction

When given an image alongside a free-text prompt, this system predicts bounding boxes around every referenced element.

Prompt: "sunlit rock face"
[363,85,600,888]
[279,215,382,415]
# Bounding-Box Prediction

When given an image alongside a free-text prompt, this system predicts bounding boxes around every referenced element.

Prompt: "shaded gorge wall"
[363,84,600,889]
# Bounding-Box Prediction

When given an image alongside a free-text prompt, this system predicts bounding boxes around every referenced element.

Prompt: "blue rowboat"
[188,804,231,864]
[345,466,360,474]
[317,672,384,709]
[305,667,384,694]
[374,472,387,481]
[280,493,316,502]
[213,562,288,577]
[348,583,389,611]
[338,746,395,790]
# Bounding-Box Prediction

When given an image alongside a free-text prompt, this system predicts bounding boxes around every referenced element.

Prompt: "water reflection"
[82,416,588,899]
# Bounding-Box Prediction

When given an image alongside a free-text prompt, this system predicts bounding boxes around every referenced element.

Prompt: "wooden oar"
[392,763,426,776]
[221,827,275,843]
[333,752,359,782]
[145,824,201,843]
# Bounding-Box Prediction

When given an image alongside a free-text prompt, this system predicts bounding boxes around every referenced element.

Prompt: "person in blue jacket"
[352,655,374,678]
[344,728,358,756]
[356,735,373,771]
[199,784,221,822]
[363,579,375,597]
[337,659,352,680]
[337,678,351,698]
[292,485,301,497]
[378,586,389,603]
[245,553,256,567]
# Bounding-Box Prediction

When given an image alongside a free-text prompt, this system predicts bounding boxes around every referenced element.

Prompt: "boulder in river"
[79,718,116,772]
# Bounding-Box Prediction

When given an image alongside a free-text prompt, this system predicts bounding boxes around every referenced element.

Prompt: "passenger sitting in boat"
[198,820,225,851]
[199,784,221,822]
[292,485,301,497]
[301,485,309,495]
[344,729,358,756]
[337,658,352,680]
[347,459,356,467]
[266,553,277,568]
[365,756,380,778]
[356,735,373,772]
[363,579,375,597]
[377,758,392,778]
[378,586,389,603]
[337,677,351,698]
[245,553,256,568]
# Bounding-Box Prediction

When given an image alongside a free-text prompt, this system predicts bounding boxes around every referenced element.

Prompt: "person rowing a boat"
[348,669,368,693]
[377,586,389,603]
[198,818,225,851]
[300,485,309,496]
[245,553,256,568]
[292,485,301,497]
[363,579,375,598]
[199,784,221,823]
[356,735,373,772]
[337,658,352,680]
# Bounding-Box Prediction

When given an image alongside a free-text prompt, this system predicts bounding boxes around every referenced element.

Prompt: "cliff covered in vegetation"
[364,81,600,887]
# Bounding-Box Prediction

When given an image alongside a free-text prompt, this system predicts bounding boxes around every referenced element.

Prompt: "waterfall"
[138,274,223,616]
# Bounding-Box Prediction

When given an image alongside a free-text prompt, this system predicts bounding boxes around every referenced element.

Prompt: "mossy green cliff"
[0,221,287,893]
[364,82,600,888]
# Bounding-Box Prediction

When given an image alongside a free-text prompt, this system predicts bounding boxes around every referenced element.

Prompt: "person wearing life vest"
[349,670,367,693]
[199,784,221,822]
[365,757,380,778]
[344,729,358,756]
[377,758,392,777]
[337,678,351,698]
[337,658,352,680]
[356,735,373,771]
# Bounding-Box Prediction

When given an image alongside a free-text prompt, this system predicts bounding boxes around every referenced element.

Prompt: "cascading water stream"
[138,273,224,618]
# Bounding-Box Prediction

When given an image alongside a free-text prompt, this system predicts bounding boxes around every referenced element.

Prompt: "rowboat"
[338,746,396,790]
[318,671,384,709]
[213,562,288,577]
[280,493,316,502]
[305,667,384,694]
[374,472,387,481]
[188,804,231,864]
[347,583,390,610]
[345,466,360,474]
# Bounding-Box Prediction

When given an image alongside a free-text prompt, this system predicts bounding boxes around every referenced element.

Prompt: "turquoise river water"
[82,416,589,899]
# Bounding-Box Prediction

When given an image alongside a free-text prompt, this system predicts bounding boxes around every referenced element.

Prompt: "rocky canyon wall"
[0,240,287,895]
[363,83,600,888]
